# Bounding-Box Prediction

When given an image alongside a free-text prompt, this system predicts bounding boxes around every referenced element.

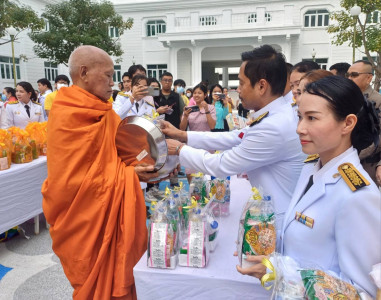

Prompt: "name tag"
[295,211,314,228]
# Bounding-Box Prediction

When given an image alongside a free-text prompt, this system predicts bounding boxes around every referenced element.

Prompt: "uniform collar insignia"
[291,98,297,107]
[249,111,269,127]
[338,162,370,191]
[304,154,319,163]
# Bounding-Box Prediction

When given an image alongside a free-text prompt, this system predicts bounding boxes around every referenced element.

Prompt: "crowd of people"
[2,43,380,299]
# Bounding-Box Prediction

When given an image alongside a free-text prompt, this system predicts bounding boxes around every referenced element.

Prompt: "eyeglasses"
[345,72,373,78]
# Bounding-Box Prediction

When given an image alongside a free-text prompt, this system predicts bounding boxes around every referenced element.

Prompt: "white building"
[0,0,373,89]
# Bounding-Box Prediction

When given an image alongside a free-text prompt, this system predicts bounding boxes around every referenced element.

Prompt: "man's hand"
[160,120,187,142]
[376,165,381,186]
[236,255,268,279]
[134,164,158,182]
[166,139,183,156]
[156,105,169,114]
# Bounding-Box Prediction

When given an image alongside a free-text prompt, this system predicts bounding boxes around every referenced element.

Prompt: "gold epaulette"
[8,100,18,104]
[304,154,319,163]
[338,162,370,192]
[249,111,269,127]
[145,100,154,107]
[32,101,41,106]
[117,91,129,97]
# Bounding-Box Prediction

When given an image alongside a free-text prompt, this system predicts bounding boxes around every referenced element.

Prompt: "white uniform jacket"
[180,96,306,230]
[280,147,381,297]
[112,92,155,120]
[5,100,45,129]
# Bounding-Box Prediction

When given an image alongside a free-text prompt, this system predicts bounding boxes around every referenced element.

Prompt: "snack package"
[238,187,276,268]
[202,199,219,252]
[25,122,46,159]
[8,127,33,164]
[209,176,230,217]
[147,200,179,269]
[226,113,235,131]
[179,203,210,268]
[189,173,207,202]
[260,254,362,300]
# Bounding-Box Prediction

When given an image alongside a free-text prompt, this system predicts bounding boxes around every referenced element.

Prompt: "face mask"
[1,94,6,101]
[186,92,191,98]
[57,83,68,90]
[176,86,185,94]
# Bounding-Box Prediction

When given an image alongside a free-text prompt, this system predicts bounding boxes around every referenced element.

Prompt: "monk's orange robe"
[41,85,147,300]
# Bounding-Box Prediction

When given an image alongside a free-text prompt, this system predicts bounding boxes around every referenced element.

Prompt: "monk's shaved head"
[68,45,115,101]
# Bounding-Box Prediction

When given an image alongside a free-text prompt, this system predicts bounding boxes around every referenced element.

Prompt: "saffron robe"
[42,85,147,299]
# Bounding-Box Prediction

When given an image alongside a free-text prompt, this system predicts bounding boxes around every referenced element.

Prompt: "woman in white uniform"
[237,76,381,297]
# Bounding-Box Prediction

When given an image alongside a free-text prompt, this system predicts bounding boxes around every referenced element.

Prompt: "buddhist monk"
[41,45,158,300]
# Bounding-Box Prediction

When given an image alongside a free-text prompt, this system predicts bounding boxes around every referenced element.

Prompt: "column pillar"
[191,46,202,86]
[222,67,229,87]
[283,34,292,63]
[168,46,178,79]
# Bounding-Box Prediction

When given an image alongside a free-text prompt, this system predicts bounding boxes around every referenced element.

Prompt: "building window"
[44,62,58,81]
[304,9,329,27]
[200,16,217,26]
[113,65,121,83]
[109,26,119,38]
[248,13,257,23]
[0,56,21,80]
[366,11,380,24]
[302,58,328,70]
[265,12,272,22]
[147,64,167,80]
[147,20,166,37]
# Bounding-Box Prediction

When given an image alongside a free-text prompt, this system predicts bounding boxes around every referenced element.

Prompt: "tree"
[0,0,44,45]
[327,0,381,90]
[29,0,133,66]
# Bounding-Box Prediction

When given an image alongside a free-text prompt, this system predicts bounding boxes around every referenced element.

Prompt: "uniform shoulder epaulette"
[304,154,319,163]
[32,101,41,106]
[117,91,129,97]
[338,162,370,192]
[145,100,154,107]
[249,111,269,127]
[8,100,18,104]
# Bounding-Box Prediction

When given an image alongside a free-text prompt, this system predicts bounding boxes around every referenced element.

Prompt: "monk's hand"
[160,121,187,142]
[236,255,268,279]
[166,139,184,156]
[134,164,158,182]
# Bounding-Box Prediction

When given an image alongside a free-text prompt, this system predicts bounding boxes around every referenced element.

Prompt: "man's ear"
[257,79,268,96]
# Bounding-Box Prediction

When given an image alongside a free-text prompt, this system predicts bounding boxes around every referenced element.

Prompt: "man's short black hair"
[174,79,186,87]
[329,62,351,77]
[128,64,147,77]
[37,78,53,90]
[160,72,173,80]
[286,63,293,76]
[241,45,287,96]
[55,74,70,84]
[291,61,320,73]
[122,72,130,79]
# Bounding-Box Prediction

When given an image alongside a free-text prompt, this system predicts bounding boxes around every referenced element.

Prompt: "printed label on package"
[187,221,205,267]
[0,157,7,170]
[149,223,168,268]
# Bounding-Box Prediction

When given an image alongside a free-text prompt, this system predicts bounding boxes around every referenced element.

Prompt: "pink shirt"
[182,104,216,131]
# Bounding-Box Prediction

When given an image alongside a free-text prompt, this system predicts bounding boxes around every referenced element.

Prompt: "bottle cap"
[210,220,218,229]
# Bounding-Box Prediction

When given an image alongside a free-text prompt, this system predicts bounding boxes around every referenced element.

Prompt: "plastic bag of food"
[209,176,230,217]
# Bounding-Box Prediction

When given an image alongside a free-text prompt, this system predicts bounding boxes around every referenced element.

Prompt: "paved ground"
[0,218,73,300]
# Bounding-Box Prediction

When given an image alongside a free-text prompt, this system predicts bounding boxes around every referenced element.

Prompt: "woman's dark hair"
[147,77,161,90]
[131,74,148,87]
[37,78,53,91]
[241,44,287,96]
[209,84,224,104]
[16,81,37,101]
[305,76,380,152]
[4,87,16,97]
[193,83,208,101]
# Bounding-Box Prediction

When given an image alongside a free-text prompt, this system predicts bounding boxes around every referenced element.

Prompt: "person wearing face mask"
[185,88,193,100]
[4,81,45,129]
[44,74,70,117]
[174,79,189,107]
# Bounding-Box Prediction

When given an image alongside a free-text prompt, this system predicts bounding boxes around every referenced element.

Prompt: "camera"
[186,105,200,113]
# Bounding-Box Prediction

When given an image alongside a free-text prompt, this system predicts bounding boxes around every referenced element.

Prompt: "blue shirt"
[214,101,229,129]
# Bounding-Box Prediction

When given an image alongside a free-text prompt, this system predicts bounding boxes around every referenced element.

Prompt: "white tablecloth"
[133,176,272,300]
[0,157,47,234]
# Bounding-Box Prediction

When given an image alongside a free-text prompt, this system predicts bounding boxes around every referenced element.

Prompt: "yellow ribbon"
[260,258,276,290]
[191,172,203,178]
[173,181,183,191]
[152,111,160,119]
[183,197,198,209]
[250,187,262,201]
[165,187,171,196]
[150,201,157,211]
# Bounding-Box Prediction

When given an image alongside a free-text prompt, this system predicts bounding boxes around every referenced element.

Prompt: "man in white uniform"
[163,45,306,235]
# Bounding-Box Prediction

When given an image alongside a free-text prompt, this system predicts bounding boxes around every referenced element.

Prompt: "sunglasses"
[345,72,373,78]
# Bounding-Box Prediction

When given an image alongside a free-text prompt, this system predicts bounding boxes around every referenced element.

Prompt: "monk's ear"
[79,65,88,81]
